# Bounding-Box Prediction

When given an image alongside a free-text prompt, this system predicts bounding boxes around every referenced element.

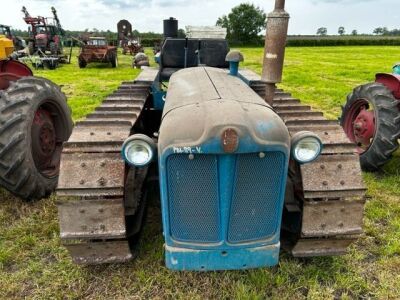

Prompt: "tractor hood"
[158,67,290,155]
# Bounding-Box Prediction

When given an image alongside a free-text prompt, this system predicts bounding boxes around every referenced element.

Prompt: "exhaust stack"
[262,0,290,105]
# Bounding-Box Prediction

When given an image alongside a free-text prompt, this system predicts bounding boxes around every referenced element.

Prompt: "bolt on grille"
[228,152,285,243]
[167,154,220,242]
[166,152,286,244]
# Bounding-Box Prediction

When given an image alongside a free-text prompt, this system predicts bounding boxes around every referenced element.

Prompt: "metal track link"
[243,71,366,257]
[56,68,158,264]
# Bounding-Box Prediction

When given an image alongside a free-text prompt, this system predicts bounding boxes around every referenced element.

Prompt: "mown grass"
[0,46,399,299]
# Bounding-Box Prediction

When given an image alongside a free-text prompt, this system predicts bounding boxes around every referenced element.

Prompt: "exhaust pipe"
[262,0,290,105]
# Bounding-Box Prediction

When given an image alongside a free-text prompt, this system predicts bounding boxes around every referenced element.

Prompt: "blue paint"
[165,243,280,271]
[393,64,400,75]
[158,137,289,271]
[229,61,239,76]
[154,53,161,64]
[151,83,166,110]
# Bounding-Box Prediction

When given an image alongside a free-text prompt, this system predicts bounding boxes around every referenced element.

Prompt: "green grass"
[0,46,400,299]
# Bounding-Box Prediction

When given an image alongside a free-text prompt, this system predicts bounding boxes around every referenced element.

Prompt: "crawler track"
[56,68,158,264]
[243,70,366,256]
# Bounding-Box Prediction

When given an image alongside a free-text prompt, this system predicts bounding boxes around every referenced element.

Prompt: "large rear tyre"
[0,77,73,200]
[340,82,400,171]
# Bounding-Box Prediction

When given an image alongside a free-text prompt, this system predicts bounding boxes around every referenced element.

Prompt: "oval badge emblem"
[221,128,239,153]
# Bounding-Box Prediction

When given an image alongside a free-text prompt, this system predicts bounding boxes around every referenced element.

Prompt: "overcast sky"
[1,0,399,35]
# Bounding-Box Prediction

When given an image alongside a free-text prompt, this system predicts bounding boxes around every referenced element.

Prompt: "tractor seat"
[159,38,230,81]
[160,68,180,80]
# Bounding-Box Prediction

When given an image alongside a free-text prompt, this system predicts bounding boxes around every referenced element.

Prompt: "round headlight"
[291,132,322,164]
[121,134,156,167]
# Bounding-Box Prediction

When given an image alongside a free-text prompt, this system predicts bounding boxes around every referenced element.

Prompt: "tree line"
[316,26,400,36]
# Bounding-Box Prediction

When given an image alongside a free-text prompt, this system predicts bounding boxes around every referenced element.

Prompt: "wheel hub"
[343,98,376,154]
[32,108,57,175]
[352,108,375,147]
[39,122,56,155]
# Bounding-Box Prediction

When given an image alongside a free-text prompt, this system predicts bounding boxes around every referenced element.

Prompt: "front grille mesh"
[167,154,220,242]
[228,152,285,243]
[167,152,286,244]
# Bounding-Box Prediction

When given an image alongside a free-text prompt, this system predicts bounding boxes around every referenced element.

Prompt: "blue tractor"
[56,0,366,270]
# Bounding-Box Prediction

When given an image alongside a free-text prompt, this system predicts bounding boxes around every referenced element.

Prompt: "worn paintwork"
[240,69,366,257]
[375,73,400,99]
[56,68,158,264]
[158,67,291,270]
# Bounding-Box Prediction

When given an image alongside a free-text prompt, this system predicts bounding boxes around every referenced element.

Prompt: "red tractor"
[341,68,400,171]
[22,6,65,56]
[0,56,72,199]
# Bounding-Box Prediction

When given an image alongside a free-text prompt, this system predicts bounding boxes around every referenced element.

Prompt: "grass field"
[0,46,399,299]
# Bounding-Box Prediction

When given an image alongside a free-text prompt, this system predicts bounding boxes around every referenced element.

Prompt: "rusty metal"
[58,199,126,239]
[65,240,133,265]
[261,0,290,105]
[78,37,117,68]
[56,68,157,264]
[301,200,364,237]
[300,155,365,198]
[221,128,239,153]
[57,152,125,197]
[117,20,143,56]
[240,68,366,257]
[291,238,356,257]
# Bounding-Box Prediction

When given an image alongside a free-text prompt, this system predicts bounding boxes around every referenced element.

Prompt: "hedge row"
[286,38,400,47]
[230,36,400,47]
[63,36,400,48]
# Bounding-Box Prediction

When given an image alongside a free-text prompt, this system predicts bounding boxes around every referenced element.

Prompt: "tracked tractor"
[22,6,65,56]
[341,64,400,171]
[0,33,72,200]
[56,0,365,270]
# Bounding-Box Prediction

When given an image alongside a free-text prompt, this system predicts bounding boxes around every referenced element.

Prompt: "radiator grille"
[228,152,285,243]
[167,154,220,242]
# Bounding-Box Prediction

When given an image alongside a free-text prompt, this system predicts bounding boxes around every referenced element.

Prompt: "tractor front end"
[157,67,292,270]
[55,0,365,269]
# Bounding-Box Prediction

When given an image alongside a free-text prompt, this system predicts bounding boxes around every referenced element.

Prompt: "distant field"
[0,46,399,299]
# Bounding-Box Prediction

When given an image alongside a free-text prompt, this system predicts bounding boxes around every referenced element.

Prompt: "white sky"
[1,0,399,35]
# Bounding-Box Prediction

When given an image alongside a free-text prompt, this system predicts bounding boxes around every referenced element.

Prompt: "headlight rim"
[291,131,323,164]
[121,134,156,167]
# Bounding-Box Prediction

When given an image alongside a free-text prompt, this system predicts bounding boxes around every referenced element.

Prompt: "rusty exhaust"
[262,0,290,105]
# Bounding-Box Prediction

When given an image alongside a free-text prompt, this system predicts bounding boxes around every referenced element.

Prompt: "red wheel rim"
[31,105,62,178]
[343,99,376,154]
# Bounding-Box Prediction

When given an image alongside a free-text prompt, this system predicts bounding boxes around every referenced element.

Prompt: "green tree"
[316,27,328,36]
[338,26,345,35]
[216,3,266,44]
[373,27,383,35]
[177,28,186,38]
[351,29,358,35]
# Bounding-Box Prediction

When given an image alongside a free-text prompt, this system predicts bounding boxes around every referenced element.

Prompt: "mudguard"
[375,73,400,99]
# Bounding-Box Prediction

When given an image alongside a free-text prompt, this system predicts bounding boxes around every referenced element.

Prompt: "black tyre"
[78,58,87,69]
[111,53,118,68]
[340,82,400,171]
[28,41,35,55]
[0,77,73,200]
